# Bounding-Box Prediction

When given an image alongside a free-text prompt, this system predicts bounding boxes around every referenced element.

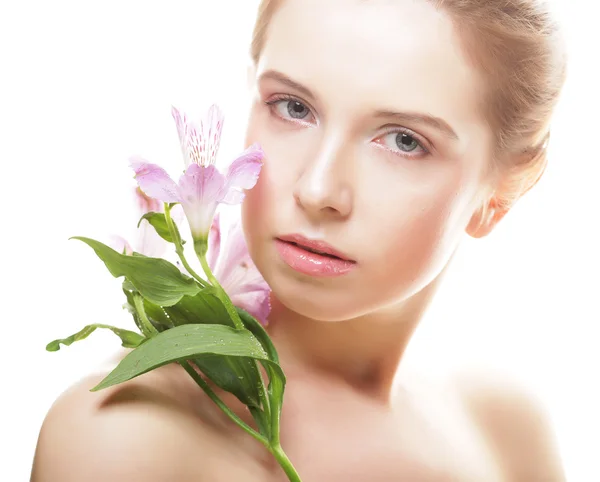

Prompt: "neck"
[266,270,446,405]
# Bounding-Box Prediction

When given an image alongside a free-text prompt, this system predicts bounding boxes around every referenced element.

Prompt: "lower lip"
[274,239,356,277]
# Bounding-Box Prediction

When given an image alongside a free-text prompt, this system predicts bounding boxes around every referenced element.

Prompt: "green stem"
[163,203,208,288]
[268,367,282,445]
[179,360,270,447]
[197,253,245,331]
[132,294,158,338]
[271,444,302,482]
[179,362,300,480]
[195,251,272,430]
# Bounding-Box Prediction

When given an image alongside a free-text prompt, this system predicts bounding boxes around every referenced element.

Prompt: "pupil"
[397,133,417,151]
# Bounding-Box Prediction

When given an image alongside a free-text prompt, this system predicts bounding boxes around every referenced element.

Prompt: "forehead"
[258,0,486,136]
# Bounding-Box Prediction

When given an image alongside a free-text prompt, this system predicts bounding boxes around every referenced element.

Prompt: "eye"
[265,95,315,124]
[373,129,429,158]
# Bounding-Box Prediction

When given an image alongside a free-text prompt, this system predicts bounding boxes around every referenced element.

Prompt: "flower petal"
[199,104,224,166]
[221,143,264,204]
[130,157,182,203]
[171,105,188,164]
[211,217,271,324]
[178,163,227,237]
[172,104,225,168]
[213,220,252,286]
[109,235,133,256]
[207,212,222,271]
[232,288,271,326]
[171,106,203,167]
[134,186,162,214]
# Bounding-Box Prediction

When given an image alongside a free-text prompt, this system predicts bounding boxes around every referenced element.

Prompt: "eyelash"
[264,94,316,126]
[263,94,431,159]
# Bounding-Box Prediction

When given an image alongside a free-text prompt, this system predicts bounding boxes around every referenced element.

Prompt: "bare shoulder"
[452,369,566,482]
[30,354,257,482]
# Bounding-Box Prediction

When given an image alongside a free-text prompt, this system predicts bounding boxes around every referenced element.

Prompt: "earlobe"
[466,198,508,239]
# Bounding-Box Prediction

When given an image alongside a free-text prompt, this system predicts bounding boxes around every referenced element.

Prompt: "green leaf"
[191,355,263,408]
[163,287,231,327]
[237,308,287,436]
[91,324,273,391]
[237,308,280,364]
[72,236,201,306]
[46,324,145,352]
[122,281,172,333]
[138,212,185,245]
[142,299,172,331]
[163,289,263,408]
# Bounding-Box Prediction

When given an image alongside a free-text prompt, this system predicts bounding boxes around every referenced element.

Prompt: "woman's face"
[242,0,495,321]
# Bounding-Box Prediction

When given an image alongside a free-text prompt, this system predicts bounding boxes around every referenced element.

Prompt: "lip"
[274,234,356,277]
[277,234,354,261]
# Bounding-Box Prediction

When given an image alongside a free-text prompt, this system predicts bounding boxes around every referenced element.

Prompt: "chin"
[275,291,361,322]
[264,267,378,322]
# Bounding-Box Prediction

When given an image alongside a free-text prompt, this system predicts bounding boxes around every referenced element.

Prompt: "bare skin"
[31,346,563,481]
[31,1,565,480]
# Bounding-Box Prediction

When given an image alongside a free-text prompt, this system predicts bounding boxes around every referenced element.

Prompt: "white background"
[1,1,598,480]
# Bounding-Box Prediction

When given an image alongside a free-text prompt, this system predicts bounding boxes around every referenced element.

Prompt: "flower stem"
[180,361,301,481]
[194,248,272,426]
[197,252,245,331]
[179,360,269,447]
[132,294,158,338]
[271,444,303,482]
[163,203,208,288]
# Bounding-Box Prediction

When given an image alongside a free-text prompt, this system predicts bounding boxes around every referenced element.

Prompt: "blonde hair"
[249,0,568,211]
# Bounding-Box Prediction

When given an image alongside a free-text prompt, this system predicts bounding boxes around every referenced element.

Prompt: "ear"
[466,196,508,239]
[467,140,549,239]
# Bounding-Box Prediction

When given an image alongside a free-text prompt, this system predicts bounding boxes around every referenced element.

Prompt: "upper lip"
[277,234,355,262]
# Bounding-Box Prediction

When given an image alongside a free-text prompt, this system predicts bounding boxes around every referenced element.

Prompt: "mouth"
[274,234,357,277]
[276,234,355,262]
[282,241,342,259]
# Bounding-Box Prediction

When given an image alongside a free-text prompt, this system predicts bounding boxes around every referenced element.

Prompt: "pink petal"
[134,186,162,214]
[199,104,224,166]
[172,104,225,168]
[221,143,264,204]
[136,219,167,258]
[130,157,182,203]
[211,218,272,324]
[171,106,188,163]
[207,212,222,270]
[213,220,252,286]
[109,235,133,256]
[171,106,203,167]
[170,203,185,225]
[177,163,226,237]
[186,124,203,166]
[231,288,271,326]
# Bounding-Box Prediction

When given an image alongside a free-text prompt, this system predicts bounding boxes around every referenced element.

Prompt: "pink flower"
[133,187,168,258]
[110,187,168,257]
[130,105,264,245]
[207,214,271,325]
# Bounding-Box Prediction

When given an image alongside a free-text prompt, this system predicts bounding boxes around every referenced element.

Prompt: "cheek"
[358,176,475,303]
[241,172,270,258]
[242,105,307,238]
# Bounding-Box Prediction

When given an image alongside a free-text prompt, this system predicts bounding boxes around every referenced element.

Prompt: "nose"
[293,134,353,221]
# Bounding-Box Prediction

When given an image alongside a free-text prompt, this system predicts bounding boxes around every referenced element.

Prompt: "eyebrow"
[258,69,459,141]
[258,69,316,100]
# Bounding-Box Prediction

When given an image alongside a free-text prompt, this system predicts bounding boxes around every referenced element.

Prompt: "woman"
[31,0,567,480]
